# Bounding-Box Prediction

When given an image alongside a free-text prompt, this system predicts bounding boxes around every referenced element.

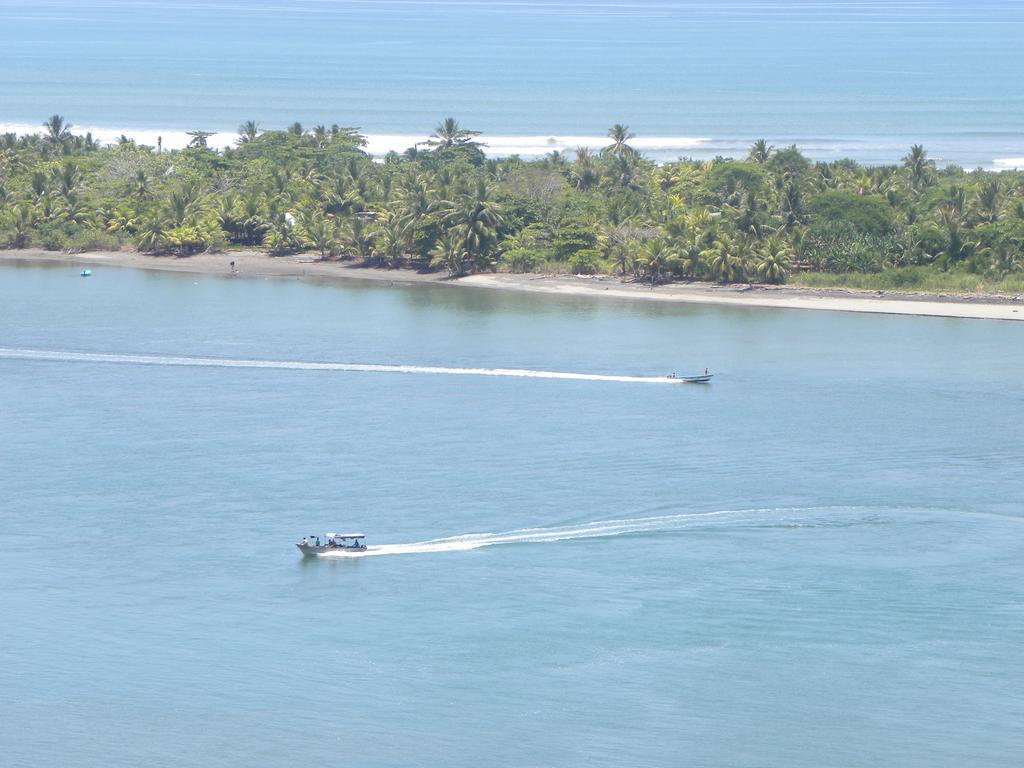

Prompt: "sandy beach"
[3,248,1023,322]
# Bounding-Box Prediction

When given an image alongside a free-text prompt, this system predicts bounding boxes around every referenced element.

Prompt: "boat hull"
[669,374,714,383]
[296,543,367,556]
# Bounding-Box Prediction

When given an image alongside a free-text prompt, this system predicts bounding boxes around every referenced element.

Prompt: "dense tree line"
[2,115,1024,287]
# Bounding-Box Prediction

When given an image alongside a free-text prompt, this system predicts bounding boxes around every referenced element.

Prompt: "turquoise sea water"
[2,0,1024,165]
[1,262,1023,766]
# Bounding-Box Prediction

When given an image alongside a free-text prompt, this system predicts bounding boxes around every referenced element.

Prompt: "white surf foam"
[991,157,1024,170]
[0,347,685,385]
[0,122,709,158]
[363,133,711,158]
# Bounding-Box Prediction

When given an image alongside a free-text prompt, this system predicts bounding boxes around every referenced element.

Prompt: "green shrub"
[569,248,602,275]
[62,229,122,253]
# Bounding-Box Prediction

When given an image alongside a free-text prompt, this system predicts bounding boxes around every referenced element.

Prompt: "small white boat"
[297,532,367,556]
[80,269,92,277]
[667,372,714,383]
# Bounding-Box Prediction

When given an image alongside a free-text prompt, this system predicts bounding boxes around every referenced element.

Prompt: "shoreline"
[1,122,1020,169]
[3,249,1023,322]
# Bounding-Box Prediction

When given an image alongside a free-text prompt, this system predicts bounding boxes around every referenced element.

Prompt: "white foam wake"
[321,507,865,558]
[0,347,683,385]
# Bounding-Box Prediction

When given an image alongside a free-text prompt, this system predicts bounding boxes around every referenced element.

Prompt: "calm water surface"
[1,263,1023,766]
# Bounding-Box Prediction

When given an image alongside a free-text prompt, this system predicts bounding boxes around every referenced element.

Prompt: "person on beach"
[229,260,236,274]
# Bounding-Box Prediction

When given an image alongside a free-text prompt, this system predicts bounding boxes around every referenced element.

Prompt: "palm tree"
[701,237,749,283]
[976,179,1002,223]
[903,144,933,191]
[4,204,34,248]
[371,215,410,267]
[301,215,340,259]
[440,180,504,270]
[778,180,806,231]
[755,238,792,284]
[425,117,482,149]
[571,147,600,191]
[130,169,150,201]
[136,213,171,253]
[57,194,90,226]
[987,242,1022,277]
[639,238,675,284]
[43,114,72,147]
[30,171,48,201]
[943,185,967,224]
[341,216,377,261]
[393,176,437,258]
[748,139,773,164]
[52,162,82,199]
[237,120,260,145]
[186,130,214,149]
[166,183,203,226]
[939,220,978,265]
[430,231,469,277]
[603,124,636,158]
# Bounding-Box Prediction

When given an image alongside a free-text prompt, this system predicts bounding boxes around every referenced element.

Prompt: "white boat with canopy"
[297,533,367,556]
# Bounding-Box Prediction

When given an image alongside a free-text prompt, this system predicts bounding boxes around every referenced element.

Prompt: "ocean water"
[1,262,1023,767]
[1,0,1023,166]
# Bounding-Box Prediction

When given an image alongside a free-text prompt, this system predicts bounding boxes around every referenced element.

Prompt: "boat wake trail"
[324,507,878,558]
[0,347,679,385]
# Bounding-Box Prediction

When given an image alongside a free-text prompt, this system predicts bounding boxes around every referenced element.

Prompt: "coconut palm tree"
[440,180,504,270]
[130,169,150,201]
[943,185,967,224]
[987,242,1022,277]
[755,238,792,284]
[166,183,203,226]
[4,204,34,248]
[603,124,636,158]
[186,130,214,149]
[237,120,260,145]
[903,144,933,191]
[51,162,82,199]
[136,213,171,253]
[638,238,675,284]
[425,117,482,149]
[341,215,377,261]
[305,218,340,258]
[938,220,978,265]
[43,114,72,147]
[570,147,600,191]
[748,139,773,164]
[701,237,749,283]
[778,180,806,231]
[430,230,469,276]
[976,179,1002,223]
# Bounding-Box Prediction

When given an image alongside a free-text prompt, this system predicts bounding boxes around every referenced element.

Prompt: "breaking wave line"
[0,347,682,385]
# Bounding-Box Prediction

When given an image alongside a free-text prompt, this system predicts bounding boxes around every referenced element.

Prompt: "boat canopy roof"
[324,532,365,539]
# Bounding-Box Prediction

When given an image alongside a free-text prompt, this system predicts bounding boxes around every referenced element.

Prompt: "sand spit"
[3,249,1022,322]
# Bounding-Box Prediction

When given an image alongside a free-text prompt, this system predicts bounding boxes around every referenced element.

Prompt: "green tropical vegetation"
[3,116,1024,291]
